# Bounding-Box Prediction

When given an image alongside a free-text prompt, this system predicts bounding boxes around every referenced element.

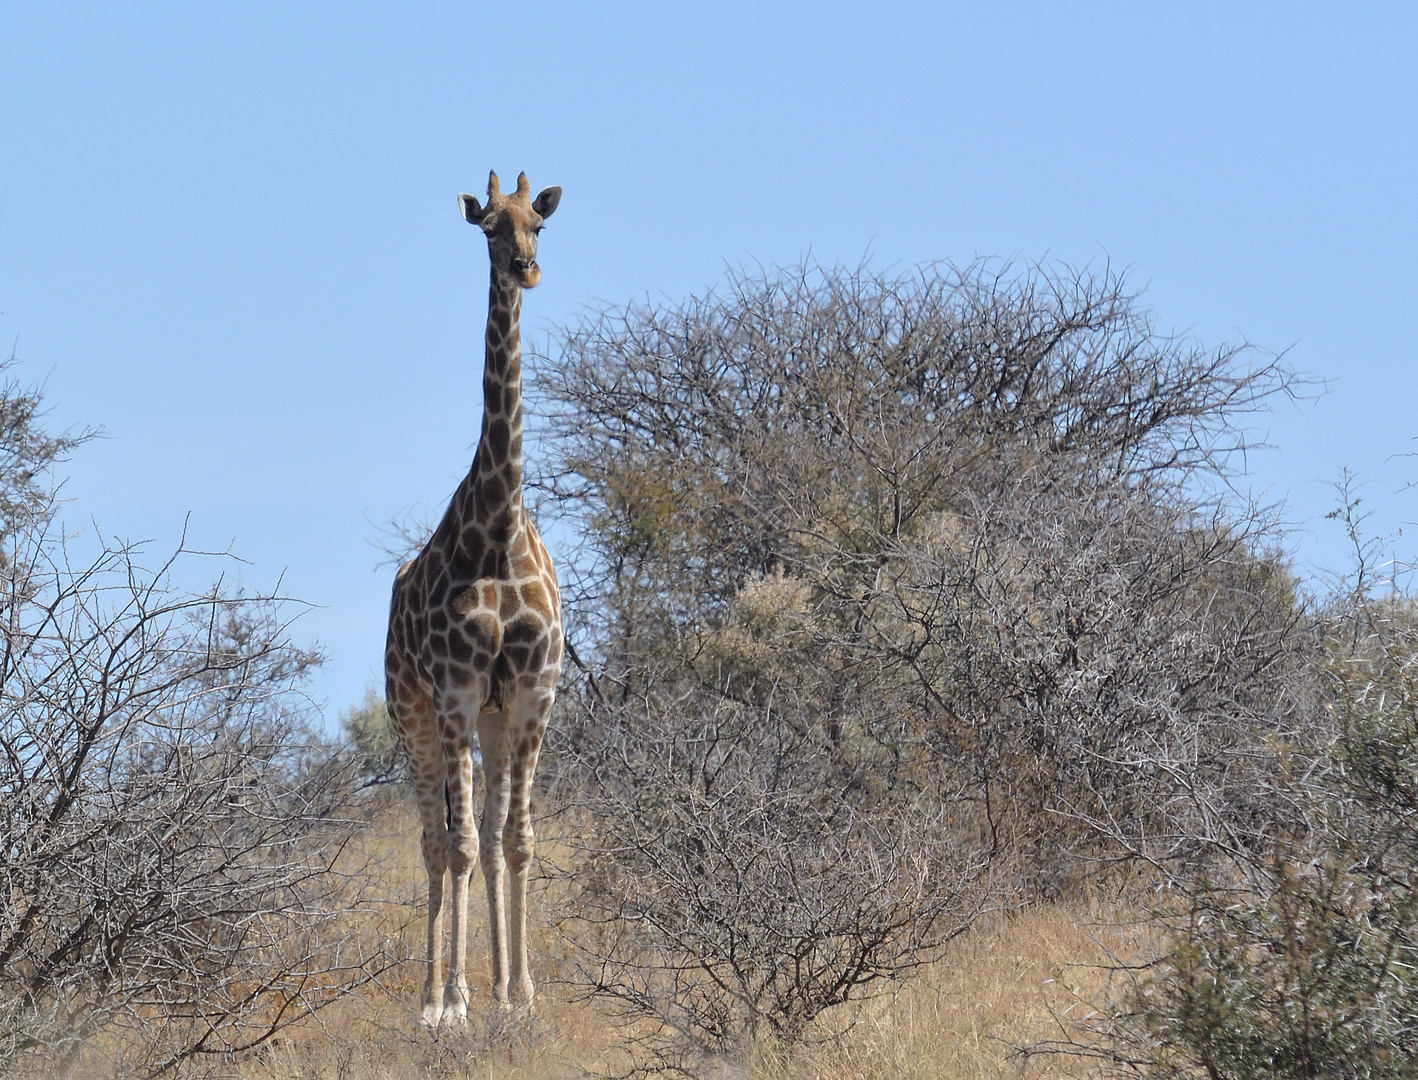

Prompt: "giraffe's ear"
[459,193,487,225]
[532,186,562,219]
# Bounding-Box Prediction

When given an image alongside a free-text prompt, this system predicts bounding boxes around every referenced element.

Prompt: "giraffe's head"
[459,171,561,290]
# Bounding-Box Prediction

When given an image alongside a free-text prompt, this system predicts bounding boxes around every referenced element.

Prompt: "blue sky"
[2,3,1415,718]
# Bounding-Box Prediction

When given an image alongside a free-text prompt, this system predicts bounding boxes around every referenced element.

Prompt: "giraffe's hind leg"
[476,705,516,1005]
[504,682,554,1006]
[435,687,484,1024]
[387,684,448,1027]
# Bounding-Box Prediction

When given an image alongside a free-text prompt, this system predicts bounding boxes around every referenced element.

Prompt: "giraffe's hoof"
[440,995,470,1026]
[419,1004,441,1029]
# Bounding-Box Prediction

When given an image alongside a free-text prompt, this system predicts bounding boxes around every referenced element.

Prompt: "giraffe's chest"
[389,531,562,695]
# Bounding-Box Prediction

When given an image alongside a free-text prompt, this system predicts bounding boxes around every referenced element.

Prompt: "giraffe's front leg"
[389,688,449,1027]
[477,710,514,1005]
[417,810,449,1027]
[438,711,480,1024]
[504,687,552,1006]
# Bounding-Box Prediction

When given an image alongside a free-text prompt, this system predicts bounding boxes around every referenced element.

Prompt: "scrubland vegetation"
[7,261,1418,1078]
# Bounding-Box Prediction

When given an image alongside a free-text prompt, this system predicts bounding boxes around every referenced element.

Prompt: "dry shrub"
[546,684,995,1075]
[526,259,1309,1071]
[0,363,395,1079]
[534,259,1308,880]
[1090,590,1418,1080]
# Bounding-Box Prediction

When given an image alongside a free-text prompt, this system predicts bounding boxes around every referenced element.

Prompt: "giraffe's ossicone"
[385,170,564,1024]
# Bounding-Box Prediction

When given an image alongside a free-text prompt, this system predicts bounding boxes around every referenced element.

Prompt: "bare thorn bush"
[528,260,1308,1073]
[0,363,390,1079]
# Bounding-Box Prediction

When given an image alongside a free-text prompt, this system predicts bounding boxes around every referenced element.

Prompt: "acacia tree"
[0,364,387,1079]
[530,261,1310,1070]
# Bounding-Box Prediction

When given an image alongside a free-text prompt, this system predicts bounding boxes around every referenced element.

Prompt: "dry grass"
[229,800,1144,1080]
[777,901,1149,1080]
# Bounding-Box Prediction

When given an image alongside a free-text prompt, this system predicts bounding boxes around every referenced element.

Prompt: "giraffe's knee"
[448,827,479,876]
[504,843,533,875]
[504,823,535,874]
[420,829,449,874]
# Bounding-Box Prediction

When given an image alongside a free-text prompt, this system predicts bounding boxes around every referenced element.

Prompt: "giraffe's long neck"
[432,267,526,572]
[472,268,525,508]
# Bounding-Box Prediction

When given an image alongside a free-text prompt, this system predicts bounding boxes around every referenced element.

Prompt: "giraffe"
[385,170,564,1025]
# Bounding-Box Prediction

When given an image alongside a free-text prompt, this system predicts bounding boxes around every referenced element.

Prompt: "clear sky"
[2,3,1415,719]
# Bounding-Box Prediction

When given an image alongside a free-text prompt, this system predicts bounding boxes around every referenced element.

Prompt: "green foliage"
[1112,600,1418,1079]
[0,357,87,542]
[340,687,405,788]
[1129,859,1418,1079]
